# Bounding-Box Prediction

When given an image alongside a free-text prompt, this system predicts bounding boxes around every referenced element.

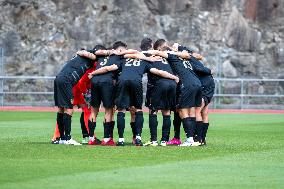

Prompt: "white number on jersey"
[183,60,193,70]
[100,57,109,66]
[125,58,141,67]
[161,58,168,65]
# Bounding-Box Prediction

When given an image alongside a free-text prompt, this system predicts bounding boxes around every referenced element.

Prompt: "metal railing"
[0,76,55,106]
[0,76,284,109]
[0,48,3,106]
[212,78,284,109]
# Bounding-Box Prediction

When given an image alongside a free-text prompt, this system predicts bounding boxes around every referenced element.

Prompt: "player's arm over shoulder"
[149,68,179,83]
[192,52,203,60]
[77,50,96,60]
[124,52,162,62]
[144,50,169,59]
[167,50,191,60]
[88,64,118,79]
[116,49,138,55]
[95,49,114,56]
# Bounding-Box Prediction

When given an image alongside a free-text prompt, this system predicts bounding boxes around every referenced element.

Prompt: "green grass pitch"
[0,111,283,189]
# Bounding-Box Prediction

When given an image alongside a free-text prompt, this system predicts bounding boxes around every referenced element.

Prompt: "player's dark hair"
[161,46,172,51]
[178,45,193,53]
[93,44,106,52]
[112,41,127,49]
[140,38,153,51]
[153,39,166,50]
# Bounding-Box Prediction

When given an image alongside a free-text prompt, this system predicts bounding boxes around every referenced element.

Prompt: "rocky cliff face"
[1,0,284,78]
[0,0,284,104]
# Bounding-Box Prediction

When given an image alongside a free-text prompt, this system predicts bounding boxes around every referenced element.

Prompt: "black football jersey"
[118,57,152,81]
[148,57,174,85]
[92,54,122,83]
[167,53,200,86]
[57,49,95,84]
[189,57,211,76]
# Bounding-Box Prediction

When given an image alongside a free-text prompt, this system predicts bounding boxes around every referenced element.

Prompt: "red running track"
[0,106,284,114]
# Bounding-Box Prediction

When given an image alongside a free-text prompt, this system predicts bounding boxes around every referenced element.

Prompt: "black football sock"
[149,114,158,141]
[193,120,198,139]
[161,115,171,141]
[181,117,190,138]
[182,117,196,138]
[110,121,115,138]
[130,122,136,138]
[88,120,96,137]
[196,121,203,142]
[135,111,144,137]
[57,112,65,140]
[188,117,196,138]
[104,122,111,138]
[63,113,72,140]
[202,123,209,141]
[80,112,89,138]
[173,112,181,139]
[117,112,125,138]
[166,134,170,142]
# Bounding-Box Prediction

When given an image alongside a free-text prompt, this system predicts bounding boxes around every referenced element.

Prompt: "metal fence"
[0,75,284,109]
[212,78,284,109]
[0,76,55,106]
[0,48,3,106]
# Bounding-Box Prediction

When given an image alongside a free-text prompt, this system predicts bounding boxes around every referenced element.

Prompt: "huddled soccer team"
[52,38,215,147]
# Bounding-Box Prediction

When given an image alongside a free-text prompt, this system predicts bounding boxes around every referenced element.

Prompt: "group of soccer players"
[52,38,215,147]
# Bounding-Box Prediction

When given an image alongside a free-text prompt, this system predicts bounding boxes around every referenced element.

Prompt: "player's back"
[167,53,201,87]
[148,58,175,84]
[189,57,211,77]
[92,55,122,83]
[57,54,94,84]
[119,57,151,82]
[189,57,214,88]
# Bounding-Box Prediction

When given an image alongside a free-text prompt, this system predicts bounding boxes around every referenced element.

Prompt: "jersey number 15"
[183,60,193,70]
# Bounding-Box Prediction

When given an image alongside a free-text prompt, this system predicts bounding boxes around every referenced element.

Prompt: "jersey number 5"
[100,57,109,66]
